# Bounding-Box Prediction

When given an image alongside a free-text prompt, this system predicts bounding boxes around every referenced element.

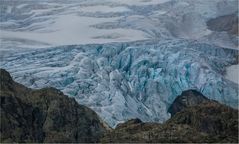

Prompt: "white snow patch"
[1,14,148,47]
[80,5,130,13]
[226,64,239,84]
[112,0,171,6]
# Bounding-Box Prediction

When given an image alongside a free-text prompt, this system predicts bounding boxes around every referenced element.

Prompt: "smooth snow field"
[226,64,239,84]
[0,0,238,127]
[1,0,238,50]
[1,15,147,46]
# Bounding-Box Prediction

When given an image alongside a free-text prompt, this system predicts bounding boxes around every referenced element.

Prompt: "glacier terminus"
[0,0,238,127]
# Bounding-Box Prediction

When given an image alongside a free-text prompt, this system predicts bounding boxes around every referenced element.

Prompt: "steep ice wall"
[1,40,238,127]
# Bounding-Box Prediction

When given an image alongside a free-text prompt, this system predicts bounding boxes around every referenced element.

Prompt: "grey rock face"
[168,90,209,116]
[207,13,238,35]
[101,90,238,143]
[0,69,107,143]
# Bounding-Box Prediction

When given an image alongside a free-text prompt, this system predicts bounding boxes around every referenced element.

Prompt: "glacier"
[1,0,238,50]
[0,0,238,127]
[1,39,238,127]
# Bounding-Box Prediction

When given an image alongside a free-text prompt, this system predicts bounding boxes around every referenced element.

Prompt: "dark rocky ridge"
[168,89,209,116]
[167,100,238,141]
[1,69,238,143]
[207,13,238,35]
[0,69,108,143]
[101,90,239,143]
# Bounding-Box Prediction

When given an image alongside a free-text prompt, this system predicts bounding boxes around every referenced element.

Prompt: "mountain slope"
[101,90,239,143]
[1,0,238,50]
[168,89,209,116]
[207,13,238,35]
[1,69,238,143]
[0,69,108,143]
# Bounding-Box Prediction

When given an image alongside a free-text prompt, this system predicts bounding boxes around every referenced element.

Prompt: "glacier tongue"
[1,39,238,127]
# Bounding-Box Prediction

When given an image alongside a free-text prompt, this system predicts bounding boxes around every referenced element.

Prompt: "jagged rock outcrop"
[101,118,210,143]
[167,101,238,142]
[207,13,238,35]
[101,90,238,143]
[168,90,209,116]
[167,89,238,140]
[1,69,238,143]
[0,69,108,143]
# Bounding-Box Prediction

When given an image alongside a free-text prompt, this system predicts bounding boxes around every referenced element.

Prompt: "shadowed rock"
[168,90,209,116]
[207,13,238,35]
[167,100,238,140]
[1,69,238,143]
[101,90,238,143]
[0,69,108,143]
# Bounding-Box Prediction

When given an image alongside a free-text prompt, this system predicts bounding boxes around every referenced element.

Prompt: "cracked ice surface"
[1,39,238,127]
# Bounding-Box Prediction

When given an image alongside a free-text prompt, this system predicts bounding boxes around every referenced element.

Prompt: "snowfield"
[0,0,238,127]
[1,0,238,50]
[226,64,239,84]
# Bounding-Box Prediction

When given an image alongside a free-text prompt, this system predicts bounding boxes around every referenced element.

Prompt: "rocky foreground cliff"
[0,69,108,143]
[0,69,238,143]
[101,90,239,143]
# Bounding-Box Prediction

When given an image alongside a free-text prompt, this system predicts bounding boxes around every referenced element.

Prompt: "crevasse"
[1,39,238,127]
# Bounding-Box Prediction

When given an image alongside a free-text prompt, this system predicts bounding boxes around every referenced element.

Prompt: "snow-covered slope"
[0,0,238,50]
[0,0,238,127]
[1,39,238,127]
[226,64,239,84]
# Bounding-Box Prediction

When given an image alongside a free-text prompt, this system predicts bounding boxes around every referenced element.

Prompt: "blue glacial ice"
[1,39,238,127]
